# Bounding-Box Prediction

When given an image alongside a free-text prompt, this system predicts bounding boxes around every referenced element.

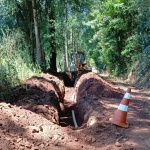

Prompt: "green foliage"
[133,0,150,88]
[84,0,139,76]
[134,52,150,88]
[0,29,41,100]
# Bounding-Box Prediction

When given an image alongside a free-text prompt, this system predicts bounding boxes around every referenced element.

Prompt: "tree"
[133,0,150,85]
[84,0,138,76]
[32,0,43,67]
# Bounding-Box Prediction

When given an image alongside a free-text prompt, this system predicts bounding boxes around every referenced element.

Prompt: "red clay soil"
[74,72,124,127]
[0,72,150,150]
[11,75,64,125]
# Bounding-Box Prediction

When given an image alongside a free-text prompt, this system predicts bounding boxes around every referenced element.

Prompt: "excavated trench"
[11,72,75,128]
[11,71,124,129]
[1,70,150,150]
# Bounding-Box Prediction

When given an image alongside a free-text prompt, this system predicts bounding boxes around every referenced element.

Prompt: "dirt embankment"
[11,73,66,125]
[74,72,124,127]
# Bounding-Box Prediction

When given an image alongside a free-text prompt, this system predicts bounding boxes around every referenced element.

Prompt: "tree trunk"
[49,10,57,72]
[50,51,57,72]
[65,31,69,69]
[63,53,66,71]
[32,0,42,66]
[27,0,35,64]
[64,3,69,70]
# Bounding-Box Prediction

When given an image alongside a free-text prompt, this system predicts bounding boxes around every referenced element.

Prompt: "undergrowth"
[0,29,41,101]
[134,52,150,89]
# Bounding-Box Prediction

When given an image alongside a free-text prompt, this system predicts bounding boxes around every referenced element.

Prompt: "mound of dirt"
[75,72,123,99]
[74,72,124,127]
[45,70,73,87]
[42,73,65,101]
[11,75,65,125]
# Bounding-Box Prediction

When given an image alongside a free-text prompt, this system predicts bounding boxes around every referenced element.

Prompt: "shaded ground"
[0,72,150,150]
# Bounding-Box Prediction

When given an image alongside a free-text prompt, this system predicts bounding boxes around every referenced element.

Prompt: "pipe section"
[71,93,78,128]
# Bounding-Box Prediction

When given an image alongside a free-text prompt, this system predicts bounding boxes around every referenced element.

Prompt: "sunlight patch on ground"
[131,128,149,134]
[132,95,150,101]
[106,103,119,109]
[87,116,97,127]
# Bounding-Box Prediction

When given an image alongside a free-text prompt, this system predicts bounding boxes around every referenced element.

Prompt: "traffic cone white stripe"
[124,92,131,99]
[109,88,131,128]
[118,104,128,112]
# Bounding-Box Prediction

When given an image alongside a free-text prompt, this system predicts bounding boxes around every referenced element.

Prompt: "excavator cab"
[71,51,88,71]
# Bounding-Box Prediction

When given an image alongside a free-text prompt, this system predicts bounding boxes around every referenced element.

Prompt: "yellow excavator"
[71,51,88,71]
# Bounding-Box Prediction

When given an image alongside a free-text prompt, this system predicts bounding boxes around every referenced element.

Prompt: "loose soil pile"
[11,74,65,125]
[0,71,149,150]
[74,72,124,127]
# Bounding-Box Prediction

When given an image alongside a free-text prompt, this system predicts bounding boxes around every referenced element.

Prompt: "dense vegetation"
[0,0,150,98]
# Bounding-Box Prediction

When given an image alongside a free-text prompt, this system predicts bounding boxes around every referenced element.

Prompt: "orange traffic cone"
[109,88,131,128]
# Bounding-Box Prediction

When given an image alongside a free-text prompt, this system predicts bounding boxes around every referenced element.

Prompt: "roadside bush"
[0,29,41,101]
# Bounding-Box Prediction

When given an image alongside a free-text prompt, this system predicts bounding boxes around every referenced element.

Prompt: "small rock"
[115,132,120,136]
[74,138,78,142]
[115,141,121,147]
[123,138,128,141]
[12,139,17,142]
[61,136,65,140]
[12,112,16,116]
[17,138,22,143]
[46,143,50,146]
[39,125,43,132]
[33,146,39,150]
[20,115,25,118]
[54,142,59,146]
[69,139,72,142]
[32,127,39,133]
[19,146,25,150]
[11,145,16,149]
[26,143,32,149]
[8,104,12,108]
[91,137,96,143]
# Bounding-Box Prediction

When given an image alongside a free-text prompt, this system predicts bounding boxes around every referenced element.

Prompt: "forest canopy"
[0,0,150,93]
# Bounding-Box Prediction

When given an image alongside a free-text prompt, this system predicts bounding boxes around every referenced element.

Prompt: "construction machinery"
[71,51,88,71]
